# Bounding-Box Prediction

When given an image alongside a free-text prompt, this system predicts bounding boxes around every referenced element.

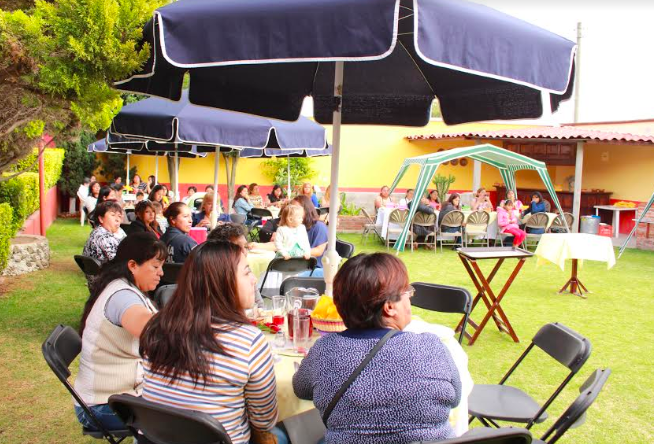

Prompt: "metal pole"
[211,147,220,228]
[126,153,130,189]
[574,22,583,123]
[323,61,344,297]
[38,145,46,236]
[287,156,291,198]
[174,146,180,202]
[572,141,584,232]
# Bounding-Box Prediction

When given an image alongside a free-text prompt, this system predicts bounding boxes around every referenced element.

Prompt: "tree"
[0,0,165,173]
[431,99,442,119]
[261,157,316,196]
[57,131,99,195]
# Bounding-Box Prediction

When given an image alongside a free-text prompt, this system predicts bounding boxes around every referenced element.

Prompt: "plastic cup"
[293,314,311,354]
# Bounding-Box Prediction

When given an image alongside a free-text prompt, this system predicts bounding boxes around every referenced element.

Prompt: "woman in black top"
[160,202,197,263]
[128,201,163,238]
[267,184,285,208]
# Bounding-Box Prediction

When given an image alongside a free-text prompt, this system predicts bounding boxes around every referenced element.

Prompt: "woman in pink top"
[497,200,526,247]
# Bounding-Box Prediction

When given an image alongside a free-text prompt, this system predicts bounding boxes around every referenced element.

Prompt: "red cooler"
[598,224,612,237]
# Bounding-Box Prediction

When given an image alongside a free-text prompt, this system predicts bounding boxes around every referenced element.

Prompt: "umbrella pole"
[126,153,130,190]
[175,146,180,202]
[323,61,344,297]
[211,147,220,228]
[155,155,159,184]
[287,156,291,198]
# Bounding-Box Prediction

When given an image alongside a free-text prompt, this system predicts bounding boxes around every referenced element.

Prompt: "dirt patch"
[0,274,35,296]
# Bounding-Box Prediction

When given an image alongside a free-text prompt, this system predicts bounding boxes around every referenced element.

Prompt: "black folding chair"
[154,284,177,308]
[119,223,131,233]
[247,208,274,241]
[422,427,532,444]
[229,213,247,225]
[280,277,326,296]
[410,282,473,344]
[534,368,611,444]
[260,257,317,297]
[74,255,102,276]
[469,323,592,429]
[42,325,131,444]
[335,239,355,259]
[316,207,329,216]
[108,394,232,444]
[161,263,184,285]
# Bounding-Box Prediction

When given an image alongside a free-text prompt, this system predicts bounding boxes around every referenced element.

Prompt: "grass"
[0,218,653,443]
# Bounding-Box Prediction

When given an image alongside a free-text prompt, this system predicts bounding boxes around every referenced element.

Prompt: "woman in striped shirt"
[140,241,285,444]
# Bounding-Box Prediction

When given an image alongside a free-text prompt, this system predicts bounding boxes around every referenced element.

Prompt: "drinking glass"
[293,315,311,354]
[271,295,286,328]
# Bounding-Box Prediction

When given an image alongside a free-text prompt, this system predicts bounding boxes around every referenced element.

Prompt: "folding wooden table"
[456,247,533,345]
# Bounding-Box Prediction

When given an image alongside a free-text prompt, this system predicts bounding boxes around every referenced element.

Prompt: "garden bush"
[0,203,13,272]
[11,147,65,189]
[0,172,40,235]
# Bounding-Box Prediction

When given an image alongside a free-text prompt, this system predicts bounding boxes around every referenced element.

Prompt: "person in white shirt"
[274,205,311,260]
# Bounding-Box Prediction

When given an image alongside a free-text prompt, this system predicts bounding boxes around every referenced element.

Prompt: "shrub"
[57,132,99,195]
[0,203,14,272]
[338,192,362,216]
[261,158,315,194]
[11,147,66,189]
[0,172,39,234]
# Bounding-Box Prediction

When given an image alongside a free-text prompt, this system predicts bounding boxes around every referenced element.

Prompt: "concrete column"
[572,141,584,232]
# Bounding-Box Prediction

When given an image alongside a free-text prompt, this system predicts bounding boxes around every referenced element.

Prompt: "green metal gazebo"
[389,143,568,252]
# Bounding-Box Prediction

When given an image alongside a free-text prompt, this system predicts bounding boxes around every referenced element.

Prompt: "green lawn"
[0,218,653,443]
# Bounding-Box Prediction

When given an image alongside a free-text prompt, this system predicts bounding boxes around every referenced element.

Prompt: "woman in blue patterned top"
[293,253,461,444]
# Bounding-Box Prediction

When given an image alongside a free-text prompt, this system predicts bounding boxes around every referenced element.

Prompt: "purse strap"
[322,329,399,425]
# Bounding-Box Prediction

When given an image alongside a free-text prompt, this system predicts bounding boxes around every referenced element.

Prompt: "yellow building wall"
[124,120,531,192]
[582,143,654,201]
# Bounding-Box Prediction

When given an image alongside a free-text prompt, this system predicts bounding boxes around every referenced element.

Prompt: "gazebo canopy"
[389,143,567,251]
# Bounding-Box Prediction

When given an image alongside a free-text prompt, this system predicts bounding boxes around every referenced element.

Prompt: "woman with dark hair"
[438,193,463,248]
[161,184,171,207]
[83,201,124,265]
[521,191,548,234]
[293,253,461,444]
[141,242,285,444]
[233,185,254,215]
[98,185,118,203]
[248,183,264,208]
[130,174,147,192]
[146,175,156,194]
[160,202,197,263]
[291,195,328,275]
[267,184,285,207]
[427,189,441,210]
[374,185,394,212]
[148,184,165,206]
[74,232,167,432]
[84,181,101,214]
[129,201,163,238]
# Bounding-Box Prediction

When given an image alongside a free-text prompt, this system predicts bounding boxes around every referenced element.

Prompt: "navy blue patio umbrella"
[108,92,328,225]
[115,0,577,293]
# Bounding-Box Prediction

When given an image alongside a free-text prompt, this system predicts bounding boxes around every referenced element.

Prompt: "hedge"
[0,172,40,235]
[0,204,14,272]
[11,147,65,189]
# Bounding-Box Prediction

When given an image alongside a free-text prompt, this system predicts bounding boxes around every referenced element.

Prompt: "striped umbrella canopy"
[388,143,567,251]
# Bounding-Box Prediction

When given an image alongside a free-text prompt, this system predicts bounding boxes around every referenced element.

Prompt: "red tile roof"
[406,126,654,145]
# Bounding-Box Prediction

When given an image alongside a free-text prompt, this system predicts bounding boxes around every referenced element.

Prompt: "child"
[151,201,168,234]
[135,191,145,203]
[275,205,311,260]
[497,200,526,248]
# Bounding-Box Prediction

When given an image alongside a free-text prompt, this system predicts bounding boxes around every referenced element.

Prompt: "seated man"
[409,196,436,249]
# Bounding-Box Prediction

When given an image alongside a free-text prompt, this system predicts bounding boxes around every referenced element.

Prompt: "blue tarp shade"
[115,0,575,125]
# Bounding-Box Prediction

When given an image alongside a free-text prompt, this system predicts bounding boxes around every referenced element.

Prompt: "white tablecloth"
[534,233,616,270]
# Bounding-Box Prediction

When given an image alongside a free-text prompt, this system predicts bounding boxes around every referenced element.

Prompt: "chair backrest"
[411,282,472,315]
[426,427,533,444]
[161,263,184,285]
[532,323,592,373]
[335,239,355,259]
[229,213,246,225]
[552,213,574,230]
[441,210,464,228]
[155,284,177,308]
[74,255,102,276]
[280,277,326,296]
[525,212,549,229]
[411,282,472,344]
[389,208,409,224]
[194,199,203,211]
[268,257,317,273]
[120,223,132,233]
[540,368,611,444]
[249,208,273,219]
[412,211,437,226]
[126,211,137,222]
[467,211,490,225]
[544,199,552,212]
[316,207,329,216]
[360,208,376,224]
[108,394,233,444]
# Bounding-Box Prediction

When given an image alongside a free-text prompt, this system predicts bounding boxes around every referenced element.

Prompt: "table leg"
[558,259,590,298]
[468,259,522,345]
[613,211,620,238]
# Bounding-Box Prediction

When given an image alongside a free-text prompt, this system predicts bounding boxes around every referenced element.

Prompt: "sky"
[301,1,654,125]
[463,0,654,123]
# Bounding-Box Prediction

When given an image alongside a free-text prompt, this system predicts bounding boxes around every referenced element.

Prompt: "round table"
[247,249,276,278]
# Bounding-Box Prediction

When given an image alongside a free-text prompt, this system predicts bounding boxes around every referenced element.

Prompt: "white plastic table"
[594,205,637,238]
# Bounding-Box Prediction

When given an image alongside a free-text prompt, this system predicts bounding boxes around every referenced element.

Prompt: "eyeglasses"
[401,285,415,299]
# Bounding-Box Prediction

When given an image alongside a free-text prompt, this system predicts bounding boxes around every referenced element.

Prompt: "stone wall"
[3,235,50,276]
